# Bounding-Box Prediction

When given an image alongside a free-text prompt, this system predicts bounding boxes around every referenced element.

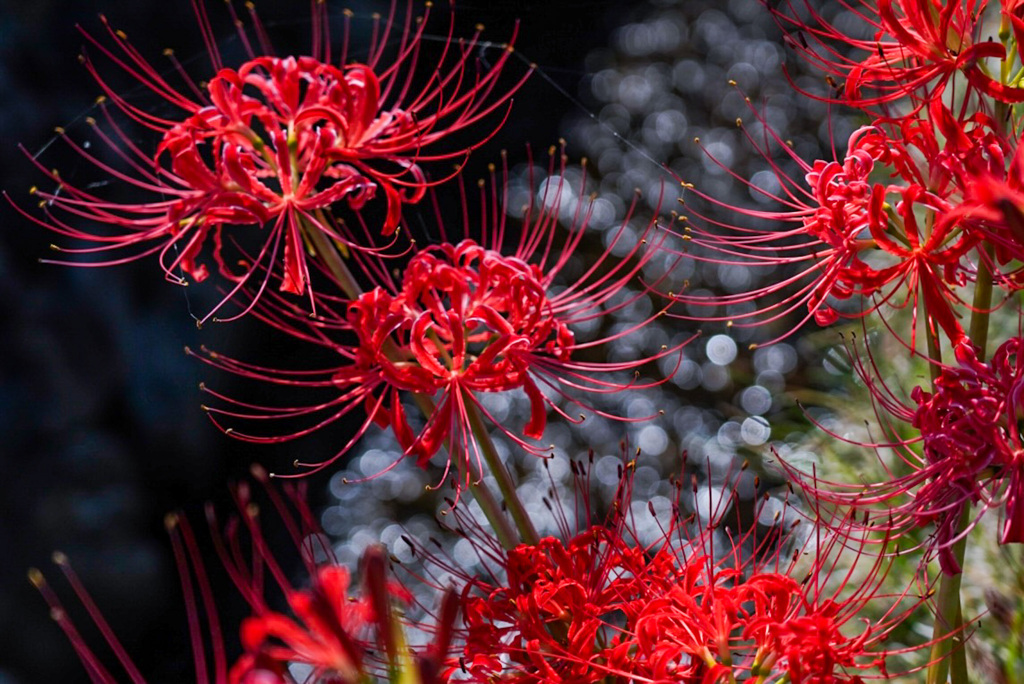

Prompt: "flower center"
[159,55,392,211]
[348,240,573,393]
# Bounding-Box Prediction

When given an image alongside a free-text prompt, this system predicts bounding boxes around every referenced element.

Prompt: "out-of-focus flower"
[792,336,1024,575]
[214,469,456,684]
[770,0,1024,110]
[235,563,377,683]
[29,466,455,684]
[233,551,429,684]
[193,150,689,482]
[915,339,1024,548]
[13,1,530,322]
[406,454,927,683]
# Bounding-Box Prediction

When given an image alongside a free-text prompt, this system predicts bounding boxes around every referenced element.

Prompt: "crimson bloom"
[30,466,455,684]
[458,527,670,683]
[14,1,529,322]
[233,553,421,684]
[193,151,687,482]
[412,454,927,684]
[788,335,1024,575]
[770,0,1024,111]
[630,567,894,684]
[929,107,1024,275]
[669,100,1024,347]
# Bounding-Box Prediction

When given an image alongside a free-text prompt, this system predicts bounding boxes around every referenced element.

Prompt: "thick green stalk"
[408,393,520,551]
[926,507,971,684]
[465,401,540,546]
[304,219,362,300]
[921,208,943,384]
[927,244,994,683]
[304,220,524,550]
[968,243,995,360]
[464,469,521,550]
[924,312,943,385]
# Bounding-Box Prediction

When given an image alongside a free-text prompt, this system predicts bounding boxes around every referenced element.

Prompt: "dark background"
[0,0,637,681]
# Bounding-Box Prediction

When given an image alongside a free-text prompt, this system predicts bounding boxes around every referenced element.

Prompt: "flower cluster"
[427,458,918,684]
[787,335,1024,576]
[772,0,1024,108]
[192,153,685,483]
[640,0,1024,679]
[915,340,1024,547]
[23,0,1016,682]
[671,0,1024,572]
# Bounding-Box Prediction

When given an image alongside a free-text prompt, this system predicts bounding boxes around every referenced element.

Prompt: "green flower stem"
[464,475,521,551]
[920,208,944,383]
[408,393,521,551]
[304,218,362,300]
[304,221,523,550]
[927,244,994,683]
[969,241,996,361]
[924,314,943,384]
[465,400,540,547]
[420,328,539,547]
[927,507,971,684]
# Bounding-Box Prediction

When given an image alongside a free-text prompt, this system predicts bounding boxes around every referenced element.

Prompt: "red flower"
[458,528,668,684]
[461,537,905,684]
[234,553,425,684]
[13,1,529,322]
[211,473,449,683]
[235,565,371,683]
[780,334,1024,575]
[407,455,926,683]
[929,107,1024,278]
[625,531,901,684]
[440,457,714,683]
[770,0,1023,110]
[193,151,688,481]
[915,340,1024,550]
[29,467,454,684]
[673,116,978,347]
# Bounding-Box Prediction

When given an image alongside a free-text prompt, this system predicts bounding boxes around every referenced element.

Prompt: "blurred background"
[0,0,863,681]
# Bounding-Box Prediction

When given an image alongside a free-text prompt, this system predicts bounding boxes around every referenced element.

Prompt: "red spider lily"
[235,566,375,682]
[769,0,1024,111]
[422,454,719,683]
[457,528,673,684]
[29,467,455,684]
[786,335,1024,576]
[916,339,1024,553]
[617,498,912,684]
[12,0,530,323]
[191,151,689,483]
[631,571,894,684]
[669,103,1006,348]
[401,453,930,684]
[345,239,576,460]
[211,469,454,683]
[929,107,1024,276]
